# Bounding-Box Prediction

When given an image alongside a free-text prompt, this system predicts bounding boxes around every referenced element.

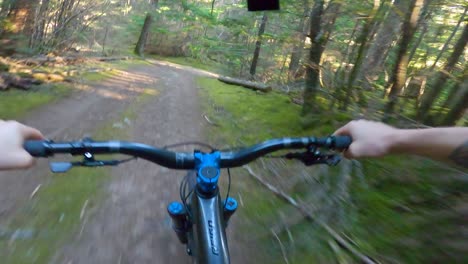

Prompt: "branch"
[243,165,378,264]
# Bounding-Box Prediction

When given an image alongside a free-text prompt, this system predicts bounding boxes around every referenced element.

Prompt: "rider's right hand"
[333,120,398,159]
[0,120,44,170]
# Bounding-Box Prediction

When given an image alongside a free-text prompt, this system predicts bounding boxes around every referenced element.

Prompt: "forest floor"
[0,59,251,263]
[1,58,467,264]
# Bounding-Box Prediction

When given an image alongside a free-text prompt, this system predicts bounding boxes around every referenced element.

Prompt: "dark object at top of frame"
[247,0,280,11]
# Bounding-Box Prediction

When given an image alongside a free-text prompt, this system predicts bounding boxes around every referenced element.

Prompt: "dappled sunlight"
[70,68,162,101]
[148,59,219,78]
[95,88,129,100]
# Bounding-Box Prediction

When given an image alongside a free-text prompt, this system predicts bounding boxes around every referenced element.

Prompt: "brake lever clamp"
[49,151,126,173]
[284,149,342,166]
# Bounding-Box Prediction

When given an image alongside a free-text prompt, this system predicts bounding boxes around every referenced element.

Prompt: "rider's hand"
[334,120,398,159]
[0,120,44,170]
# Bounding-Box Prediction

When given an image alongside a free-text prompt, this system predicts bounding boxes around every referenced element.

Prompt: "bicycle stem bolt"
[167,201,189,244]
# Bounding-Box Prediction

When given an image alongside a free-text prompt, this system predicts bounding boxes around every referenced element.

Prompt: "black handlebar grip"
[332,136,352,150]
[24,140,49,157]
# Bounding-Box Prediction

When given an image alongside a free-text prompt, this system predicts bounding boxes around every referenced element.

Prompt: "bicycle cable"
[223,168,232,210]
[163,141,215,151]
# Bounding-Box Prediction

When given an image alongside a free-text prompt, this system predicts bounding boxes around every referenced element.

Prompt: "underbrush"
[198,76,468,263]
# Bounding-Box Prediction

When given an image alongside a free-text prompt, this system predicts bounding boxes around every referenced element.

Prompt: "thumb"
[333,123,351,136]
[343,142,366,159]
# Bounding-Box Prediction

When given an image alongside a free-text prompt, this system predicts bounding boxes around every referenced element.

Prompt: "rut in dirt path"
[50,61,203,264]
[0,66,158,224]
[50,61,251,264]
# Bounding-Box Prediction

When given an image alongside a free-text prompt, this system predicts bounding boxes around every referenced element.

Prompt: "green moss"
[198,77,331,146]
[0,83,70,119]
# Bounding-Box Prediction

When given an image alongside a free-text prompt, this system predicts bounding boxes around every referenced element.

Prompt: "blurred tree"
[288,2,309,81]
[441,78,468,125]
[249,12,268,78]
[302,0,325,114]
[383,0,425,121]
[418,23,468,122]
[134,0,159,56]
[429,7,466,70]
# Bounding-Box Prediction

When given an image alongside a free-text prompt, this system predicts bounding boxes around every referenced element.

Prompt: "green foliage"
[198,75,468,263]
[0,84,70,119]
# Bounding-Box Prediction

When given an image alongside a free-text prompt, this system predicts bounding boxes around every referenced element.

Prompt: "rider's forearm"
[389,127,468,168]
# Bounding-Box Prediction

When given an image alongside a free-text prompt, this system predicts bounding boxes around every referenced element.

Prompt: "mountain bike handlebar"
[24,136,351,169]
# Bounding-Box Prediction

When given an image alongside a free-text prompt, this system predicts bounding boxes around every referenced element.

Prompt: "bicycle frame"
[187,186,230,263]
[24,136,351,264]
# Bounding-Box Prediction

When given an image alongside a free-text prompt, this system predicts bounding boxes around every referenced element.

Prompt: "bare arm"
[334,120,468,168]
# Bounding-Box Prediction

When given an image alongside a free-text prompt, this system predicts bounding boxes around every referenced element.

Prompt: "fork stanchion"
[167,201,189,244]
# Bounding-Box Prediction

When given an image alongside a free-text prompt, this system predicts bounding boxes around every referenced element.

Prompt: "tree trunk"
[341,0,388,110]
[302,0,325,115]
[134,13,154,56]
[440,79,468,126]
[0,0,37,55]
[356,0,409,91]
[288,6,309,81]
[218,76,272,92]
[0,0,12,17]
[383,0,424,121]
[249,12,268,77]
[429,7,467,70]
[441,69,466,109]
[408,0,432,64]
[33,0,50,48]
[418,23,468,121]
[408,19,428,64]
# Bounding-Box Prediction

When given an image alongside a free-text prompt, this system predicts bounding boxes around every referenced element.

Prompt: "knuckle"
[6,120,20,129]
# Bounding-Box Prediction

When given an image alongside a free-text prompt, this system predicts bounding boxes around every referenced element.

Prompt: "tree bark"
[341,0,388,110]
[440,79,468,126]
[218,76,272,92]
[288,5,309,81]
[302,0,325,115]
[134,13,154,56]
[356,0,408,91]
[33,0,51,48]
[408,0,432,64]
[418,23,468,121]
[383,0,424,121]
[249,12,268,77]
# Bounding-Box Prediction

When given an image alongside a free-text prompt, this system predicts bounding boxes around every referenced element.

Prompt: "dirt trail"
[0,60,251,263]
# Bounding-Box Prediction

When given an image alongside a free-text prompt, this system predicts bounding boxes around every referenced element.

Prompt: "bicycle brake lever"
[49,162,74,173]
[284,152,341,166]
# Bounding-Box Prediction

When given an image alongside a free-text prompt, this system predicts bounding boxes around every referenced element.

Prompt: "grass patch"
[0,168,109,264]
[0,83,70,120]
[0,86,159,263]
